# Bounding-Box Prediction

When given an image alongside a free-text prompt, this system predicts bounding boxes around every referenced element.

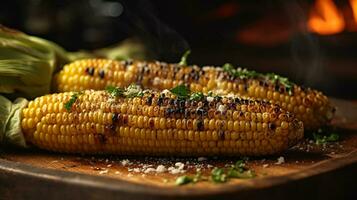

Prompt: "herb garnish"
[312,129,339,145]
[211,160,255,183]
[170,84,190,98]
[124,84,144,98]
[105,84,143,98]
[64,92,81,111]
[190,92,204,101]
[175,171,203,185]
[223,63,294,95]
[211,168,228,183]
[179,50,191,66]
[106,86,124,97]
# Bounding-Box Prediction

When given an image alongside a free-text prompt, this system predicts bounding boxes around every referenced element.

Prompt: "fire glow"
[308,0,357,35]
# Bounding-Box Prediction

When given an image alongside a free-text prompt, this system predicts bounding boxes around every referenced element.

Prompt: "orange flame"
[308,0,345,35]
[350,0,357,24]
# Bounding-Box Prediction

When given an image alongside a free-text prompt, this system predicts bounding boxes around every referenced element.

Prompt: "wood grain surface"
[0,98,356,200]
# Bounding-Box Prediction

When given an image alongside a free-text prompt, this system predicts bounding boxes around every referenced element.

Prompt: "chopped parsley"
[124,84,144,98]
[211,160,255,184]
[313,131,340,145]
[106,86,124,97]
[175,175,193,185]
[64,92,81,111]
[179,50,191,66]
[175,171,203,185]
[105,84,143,98]
[190,92,204,101]
[223,63,294,95]
[170,84,190,98]
[211,168,228,183]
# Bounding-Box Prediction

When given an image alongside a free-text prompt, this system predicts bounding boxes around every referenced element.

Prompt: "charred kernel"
[112,113,119,123]
[146,96,153,105]
[122,115,128,125]
[98,69,105,79]
[197,120,204,131]
[85,67,95,76]
[268,123,276,130]
[219,131,225,140]
[97,133,107,144]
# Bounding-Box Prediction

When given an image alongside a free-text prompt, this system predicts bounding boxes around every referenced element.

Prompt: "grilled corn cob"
[20,87,303,156]
[54,59,334,130]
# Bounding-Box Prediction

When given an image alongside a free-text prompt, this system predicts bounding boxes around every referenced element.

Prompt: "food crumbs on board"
[275,157,285,165]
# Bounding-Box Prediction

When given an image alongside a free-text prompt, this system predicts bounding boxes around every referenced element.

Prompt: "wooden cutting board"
[0,98,357,200]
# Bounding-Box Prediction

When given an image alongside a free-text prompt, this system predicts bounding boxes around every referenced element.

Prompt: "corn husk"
[0,25,151,100]
[0,95,28,147]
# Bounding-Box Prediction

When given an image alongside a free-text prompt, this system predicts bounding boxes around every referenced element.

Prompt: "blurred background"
[0,0,356,99]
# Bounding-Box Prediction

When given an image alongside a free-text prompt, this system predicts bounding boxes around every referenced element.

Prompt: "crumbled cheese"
[121,159,130,166]
[197,157,207,162]
[217,105,227,113]
[275,156,285,165]
[206,96,214,102]
[162,89,171,95]
[144,168,156,174]
[226,93,235,98]
[124,85,142,96]
[156,165,167,173]
[99,169,109,174]
[175,162,185,170]
[133,168,141,173]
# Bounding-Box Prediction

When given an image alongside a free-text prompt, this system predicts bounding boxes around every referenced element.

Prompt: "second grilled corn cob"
[54,59,334,130]
[20,86,303,156]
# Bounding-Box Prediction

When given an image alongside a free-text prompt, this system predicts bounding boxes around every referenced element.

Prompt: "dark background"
[0,0,356,99]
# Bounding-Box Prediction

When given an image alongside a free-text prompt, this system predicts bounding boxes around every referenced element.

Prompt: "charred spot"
[112,113,119,123]
[196,107,205,116]
[146,96,153,105]
[244,84,249,92]
[149,118,155,128]
[219,131,225,140]
[214,96,222,102]
[85,67,95,76]
[234,98,241,104]
[184,109,190,118]
[97,134,107,144]
[268,123,276,130]
[122,59,133,66]
[157,97,164,106]
[197,120,204,131]
[98,69,105,79]
[191,101,198,107]
[122,115,128,125]
[275,84,280,92]
[273,107,281,114]
[179,99,186,107]
[239,111,244,117]
[279,86,286,93]
[165,108,174,116]
[105,124,116,133]
[169,99,175,106]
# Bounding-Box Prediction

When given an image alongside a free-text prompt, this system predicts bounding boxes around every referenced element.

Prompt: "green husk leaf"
[179,50,191,66]
[0,95,28,147]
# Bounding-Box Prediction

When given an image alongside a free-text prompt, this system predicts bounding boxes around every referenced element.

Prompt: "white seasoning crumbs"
[121,159,130,166]
[133,168,141,173]
[206,96,214,102]
[217,105,227,113]
[175,162,185,170]
[263,164,269,168]
[144,168,156,174]
[99,169,109,174]
[197,157,207,162]
[156,165,167,173]
[275,156,285,165]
